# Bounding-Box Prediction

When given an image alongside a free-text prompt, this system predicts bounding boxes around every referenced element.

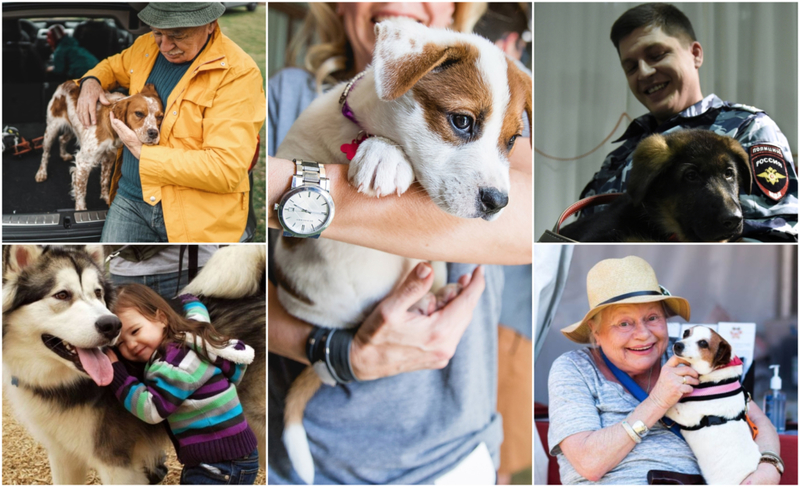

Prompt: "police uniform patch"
[750,144,789,201]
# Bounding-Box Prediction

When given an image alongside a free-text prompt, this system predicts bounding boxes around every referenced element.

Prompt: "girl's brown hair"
[113,283,229,364]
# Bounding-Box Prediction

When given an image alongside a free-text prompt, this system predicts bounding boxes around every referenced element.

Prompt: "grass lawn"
[218,5,266,242]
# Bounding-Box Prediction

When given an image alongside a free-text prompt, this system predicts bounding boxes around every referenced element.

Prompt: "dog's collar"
[338,71,373,161]
[674,409,748,431]
[339,71,367,130]
[680,378,743,402]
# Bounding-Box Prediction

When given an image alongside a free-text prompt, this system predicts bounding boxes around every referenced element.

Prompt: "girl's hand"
[104,348,119,364]
[647,355,699,410]
[350,263,485,381]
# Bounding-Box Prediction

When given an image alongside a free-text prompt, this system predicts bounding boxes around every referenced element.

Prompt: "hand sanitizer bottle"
[763,364,786,433]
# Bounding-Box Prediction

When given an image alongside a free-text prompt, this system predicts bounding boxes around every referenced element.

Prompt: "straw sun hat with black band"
[561,256,691,344]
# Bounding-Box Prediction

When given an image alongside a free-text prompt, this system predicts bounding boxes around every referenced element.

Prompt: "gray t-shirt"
[548,348,700,485]
[268,68,504,484]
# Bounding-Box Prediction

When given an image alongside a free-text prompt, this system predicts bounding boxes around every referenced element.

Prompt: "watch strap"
[292,159,330,192]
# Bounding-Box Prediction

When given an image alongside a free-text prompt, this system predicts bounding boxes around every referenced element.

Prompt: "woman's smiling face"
[591,302,668,376]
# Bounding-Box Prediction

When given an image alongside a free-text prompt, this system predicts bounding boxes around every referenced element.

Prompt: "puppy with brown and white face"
[666,326,760,484]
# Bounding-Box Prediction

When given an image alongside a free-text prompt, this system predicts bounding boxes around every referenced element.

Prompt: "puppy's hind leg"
[47,448,88,485]
[99,151,115,206]
[36,121,66,182]
[58,131,75,161]
[349,136,415,197]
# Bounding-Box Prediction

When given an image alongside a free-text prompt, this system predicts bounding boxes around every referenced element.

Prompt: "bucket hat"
[138,2,225,29]
[561,256,690,344]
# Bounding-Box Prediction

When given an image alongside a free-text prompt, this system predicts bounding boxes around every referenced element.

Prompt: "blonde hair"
[287,3,488,91]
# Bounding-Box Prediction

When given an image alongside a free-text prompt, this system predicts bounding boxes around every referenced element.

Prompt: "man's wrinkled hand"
[109,112,143,159]
[76,78,110,127]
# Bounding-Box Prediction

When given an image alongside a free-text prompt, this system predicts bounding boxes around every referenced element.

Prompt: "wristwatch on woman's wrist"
[274,159,335,238]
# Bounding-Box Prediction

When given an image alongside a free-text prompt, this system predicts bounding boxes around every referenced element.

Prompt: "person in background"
[46,23,99,79]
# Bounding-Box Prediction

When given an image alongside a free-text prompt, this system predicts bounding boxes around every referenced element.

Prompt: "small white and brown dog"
[274,18,531,484]
[36,81,163,210]
[666,326,761,484]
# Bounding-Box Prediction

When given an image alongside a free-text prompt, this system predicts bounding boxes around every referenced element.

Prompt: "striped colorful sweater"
[110,298,257,466]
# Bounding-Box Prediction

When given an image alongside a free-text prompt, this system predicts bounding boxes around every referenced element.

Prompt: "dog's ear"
[84,245,105,269]
[372,19,460,101]
[711,338,732,369]
[508,60,532,148]
[726,138,752,195]
[4,245,43,277]
[112,98,129,123]
[3,246,43,313]
[628,133,673,205]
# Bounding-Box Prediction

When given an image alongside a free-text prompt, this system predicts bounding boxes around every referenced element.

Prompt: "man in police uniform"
[581,3,797,242]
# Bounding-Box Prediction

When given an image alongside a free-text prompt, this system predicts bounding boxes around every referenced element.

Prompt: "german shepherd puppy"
[2,245,265,484]
[561,129,751,242]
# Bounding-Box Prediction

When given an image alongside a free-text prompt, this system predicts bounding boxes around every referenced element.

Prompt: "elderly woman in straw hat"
[547,256,781,485]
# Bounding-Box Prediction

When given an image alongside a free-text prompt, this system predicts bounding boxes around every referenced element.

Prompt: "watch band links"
[292,159,330,192]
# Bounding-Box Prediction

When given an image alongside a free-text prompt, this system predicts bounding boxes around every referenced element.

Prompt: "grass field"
[218,5,267,242]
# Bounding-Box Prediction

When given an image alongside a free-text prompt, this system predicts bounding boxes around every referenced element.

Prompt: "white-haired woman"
[548,256,781,485]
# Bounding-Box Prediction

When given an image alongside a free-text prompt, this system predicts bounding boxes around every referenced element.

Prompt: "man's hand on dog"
[109,112,143,159]
[77,78,110,127]
[350,262,485,381]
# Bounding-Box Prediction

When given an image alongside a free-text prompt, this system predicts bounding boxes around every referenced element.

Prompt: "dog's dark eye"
[53,290,71,301]
[683,329,691,338]
[507,135,518,152]
[724,168,735,180]
[94,289,102,299]
[135,111,144,118]
[698,340,708,348]
[684,169,699,182]
[449,114,473,133]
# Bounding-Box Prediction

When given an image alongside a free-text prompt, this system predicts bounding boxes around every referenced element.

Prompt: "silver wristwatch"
[274,159,335,238]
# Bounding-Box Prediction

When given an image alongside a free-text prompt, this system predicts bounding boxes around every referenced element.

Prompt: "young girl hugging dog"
[103,283,258,485]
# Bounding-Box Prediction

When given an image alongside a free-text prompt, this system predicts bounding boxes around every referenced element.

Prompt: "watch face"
[281,189,332,235]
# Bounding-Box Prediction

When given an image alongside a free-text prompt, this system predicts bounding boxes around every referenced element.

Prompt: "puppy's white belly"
[274,237,419,328]
[681,421,760,484]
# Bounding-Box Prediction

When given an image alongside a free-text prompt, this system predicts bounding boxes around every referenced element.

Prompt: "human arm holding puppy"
[557,355,699,481]
[740,401,781,485]
[268,262,485,380]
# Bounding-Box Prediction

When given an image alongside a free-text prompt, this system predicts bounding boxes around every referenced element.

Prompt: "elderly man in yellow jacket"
[77,2,264,242]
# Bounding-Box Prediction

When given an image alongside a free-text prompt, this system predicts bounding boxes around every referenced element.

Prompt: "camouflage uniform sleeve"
[732,112,798,241]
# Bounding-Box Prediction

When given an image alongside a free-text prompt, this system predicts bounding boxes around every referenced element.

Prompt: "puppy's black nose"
[96,314,122,340]
[479,187,509,214]
[673,342,684,355]
[721,209,743,230]
[147,129,159,139]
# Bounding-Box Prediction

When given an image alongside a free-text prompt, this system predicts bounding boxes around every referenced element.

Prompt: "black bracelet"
[305,326,357,384]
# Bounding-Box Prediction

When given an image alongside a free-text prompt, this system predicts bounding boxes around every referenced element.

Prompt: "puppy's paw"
[348,136,414,197]
[35,168,48,182]
[408,283,464,316]
[435,283,463,309]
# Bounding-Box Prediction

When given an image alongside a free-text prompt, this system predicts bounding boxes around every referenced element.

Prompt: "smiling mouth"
[628,343,655,352]
[644,82,669,95]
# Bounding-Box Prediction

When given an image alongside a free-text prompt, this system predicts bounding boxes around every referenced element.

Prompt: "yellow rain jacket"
[81,25,265,242]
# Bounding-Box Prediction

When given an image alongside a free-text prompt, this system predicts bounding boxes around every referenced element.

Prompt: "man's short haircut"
[610,3,697,54]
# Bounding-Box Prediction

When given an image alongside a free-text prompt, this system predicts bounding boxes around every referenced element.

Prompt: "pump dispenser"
[764,365,786,433]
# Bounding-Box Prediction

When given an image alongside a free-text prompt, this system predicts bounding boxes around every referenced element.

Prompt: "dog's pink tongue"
[76,347,114,386]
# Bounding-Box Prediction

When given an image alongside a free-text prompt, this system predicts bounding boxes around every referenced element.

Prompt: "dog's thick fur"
[561,129,751,242]
[2,245,265,485]
[666,326,760,484]
[274,19,531,484]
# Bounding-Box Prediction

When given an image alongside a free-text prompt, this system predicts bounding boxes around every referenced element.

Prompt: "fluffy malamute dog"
[2,245,265,484]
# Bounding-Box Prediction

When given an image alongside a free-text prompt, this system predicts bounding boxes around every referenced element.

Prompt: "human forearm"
[560,396,669,481]
[749,402,780,454]
[268,140,532,264]
[267,281,312,364]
